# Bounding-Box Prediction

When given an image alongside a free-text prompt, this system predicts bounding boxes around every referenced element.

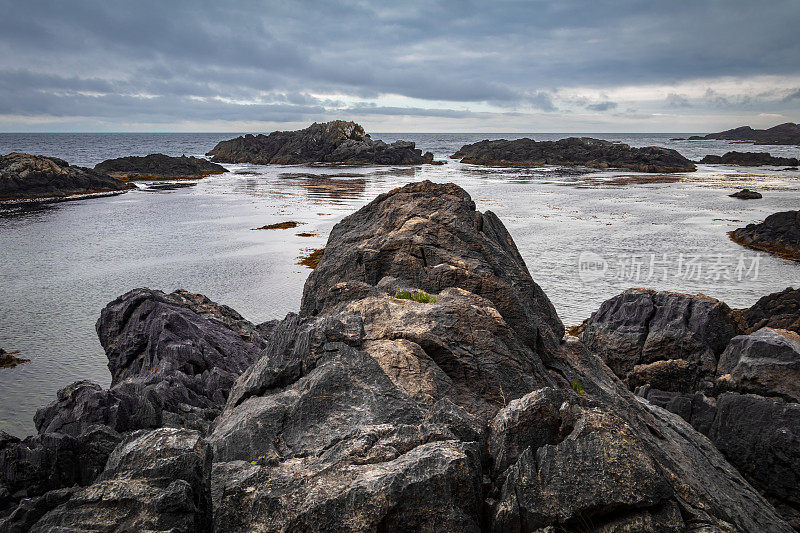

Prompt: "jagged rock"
[25,428,211,533]
[702,151,799,166]
[450,137,696,173]
[300,180,564,355]
[207,121,435,165]
[688,122,800,145]
[94,153,227,180]
[730,210,800,261]
[0,152,135,201]
[579,288,742,391]
[744,287,800,333]
[717,328,800,402]
[0,349,27,369]
[729,188,763,199]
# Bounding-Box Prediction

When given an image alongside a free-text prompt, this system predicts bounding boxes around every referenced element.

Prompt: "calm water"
[1,132,798,435]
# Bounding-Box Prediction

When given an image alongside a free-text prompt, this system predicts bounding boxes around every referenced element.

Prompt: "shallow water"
[1,133,798,435]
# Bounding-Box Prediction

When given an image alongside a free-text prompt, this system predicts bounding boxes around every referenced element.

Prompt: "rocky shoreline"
[1,180,797,532]
[0,153,136,202]
[207,121,437,165]
[688,122,800,145]
[450,137,696,172]
[700,151,800,166]
[94,154,227,181]
[730,210,800,261]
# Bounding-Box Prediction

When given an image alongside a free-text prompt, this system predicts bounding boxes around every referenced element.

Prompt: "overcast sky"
[1,0,799,132]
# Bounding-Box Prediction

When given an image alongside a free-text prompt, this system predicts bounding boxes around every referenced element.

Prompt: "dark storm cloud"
[0,0,798,129]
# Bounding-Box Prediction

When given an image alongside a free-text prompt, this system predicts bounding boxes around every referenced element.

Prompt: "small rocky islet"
[94,153,227,180]
[688,122,800,145]
[1,180,798,532]
[700,151,800,166]
[730,210,800,261]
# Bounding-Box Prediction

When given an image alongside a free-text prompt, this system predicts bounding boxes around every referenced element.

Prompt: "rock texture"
[581,287,800,528]
[0,289,267,529]
[207,121,436,165]
[729,188,763,199]
[701,151,800,166]
[689,122,800,145]
[730,210,800,261]
[0,152,135,201]
[451,137,696,173]
[0,349,27,368]
[94,153,227,180]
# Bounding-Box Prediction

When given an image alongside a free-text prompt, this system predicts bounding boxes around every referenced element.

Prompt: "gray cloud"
[587,101,618,112]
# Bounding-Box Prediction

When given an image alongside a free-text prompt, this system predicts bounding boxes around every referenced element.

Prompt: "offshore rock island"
[730,210,800,261]
[450,137,697,173]
[94,154,227,181]
[207,120,437,165]
[688,122,800,145]
[1,181,797,532]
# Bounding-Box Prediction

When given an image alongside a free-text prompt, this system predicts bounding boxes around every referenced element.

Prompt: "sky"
[1,0,799,133]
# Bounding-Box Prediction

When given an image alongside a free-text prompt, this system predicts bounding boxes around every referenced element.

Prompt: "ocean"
[1,132,798,435]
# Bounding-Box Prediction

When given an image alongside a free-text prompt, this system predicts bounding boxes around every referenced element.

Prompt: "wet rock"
[702,151,799,166]
[25,428,212,533]
[579,288,742,391]
[730,210,800,261]
[0,350,27,369]
[450,137,696,173]
[94,153,227,180]
[0,152,135,201]
[744,287,800,333]
[729,188,763,199]
[207,121,435,165]
[688,122,800,145]
[717,327,800,402]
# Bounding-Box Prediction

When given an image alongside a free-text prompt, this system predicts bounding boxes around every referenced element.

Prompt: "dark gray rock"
[729,188,763,199]
[688,122,800,145]
[744,287,800,334]
[702,151,799,166]
[580,288,742,391]
[94,153,227,180]
[730,210,800,261]
[26,428,212,533]
[207,121,435,165]
[451,137,696,173]
[0,152,135,201]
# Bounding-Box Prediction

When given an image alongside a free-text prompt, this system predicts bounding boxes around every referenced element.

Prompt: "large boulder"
[207,121,435,165]
[94,153,227,180]
[0,152,135,201]
[450,137,696,173]
[730,210,800,261]
[744,287,800,333]
[579,288,742,392]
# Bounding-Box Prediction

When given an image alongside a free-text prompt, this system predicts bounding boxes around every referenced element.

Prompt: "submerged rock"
[702,151,800,166]
[450,137,696,173]
[94,153,227,180]
[729,188,763,199]
[207,121,436,165]
[688,122,800,145]
[0,152,135,202]
[730,210,800,261]
[0,349,28,368]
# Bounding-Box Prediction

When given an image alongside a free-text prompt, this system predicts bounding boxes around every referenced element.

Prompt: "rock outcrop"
[729,188,763,199]
[0,349,28,368]
[701,151,800,166]
[94,153,227,180]
[0,152,135,202]
[730,210,800,261]
[580,287,800,528]
[207,121,436,165]
[450,137,696,173]
[689,122,800,145]
[2,181,796,532]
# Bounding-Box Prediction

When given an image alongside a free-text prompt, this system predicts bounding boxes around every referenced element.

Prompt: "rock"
[716,328,800,402]
[450,137,696,173]
[730,210,800,261]
[24,428,212,532]
[729,188,763,199]
[579,288,742,392]
[744,287,800,334]
[0,152,135,202]
[0,350,27,369]
[94,153,227,180]
[207,121,436,165]
[702,151,800,166]
[688,122,800,145]
[300,180,565,355]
